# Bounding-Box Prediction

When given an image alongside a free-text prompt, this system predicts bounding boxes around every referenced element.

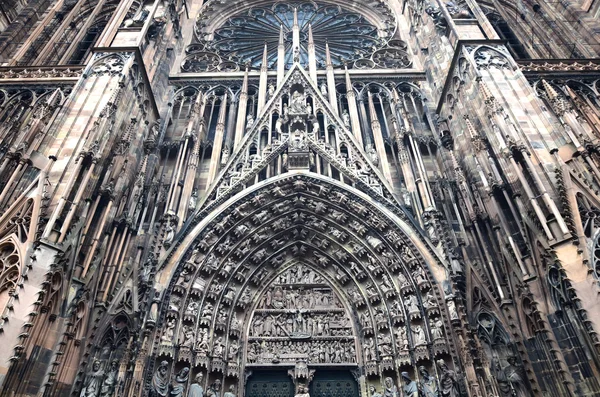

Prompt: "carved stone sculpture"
[223,385,237,397]
[369,385,382,397]
[188,373,204,397]
[401,372,418,397]
[418,366,438,397]
[80,360,105,397]
[437,359,459,397]
[170,367,190,397]
[205,379,222,397]
[100,360,118,397]
[383,377,399,397]
[295,385,310,397]
[494,356,528,397]
[151,361,170,397]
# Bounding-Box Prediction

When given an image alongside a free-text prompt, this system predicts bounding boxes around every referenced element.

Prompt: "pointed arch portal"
[154,172,459,394]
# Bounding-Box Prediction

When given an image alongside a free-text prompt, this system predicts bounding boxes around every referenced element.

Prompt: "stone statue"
[164,223,175,246]
[401,372,418,397]
[268,83,275,98]
[224,385,236,397]
[383,377,399,397]
[151,361,170,397]
[295,385,310,397]
[447,300,459,320]
[411,325,427,346]
[290,91,306,113]
[100,360,118,396]
[418,366,437,397]
[188,373,204,397]
[170,367,190,397]
[80,360,105,397]
[246,114,254,130]
[342,109,350,127]
[494,356,528,397]
[437,359,458,397]
[430,318,444,340]
[366,144,379,166]
[320,83,327,96]
[206,379,221,397]
[369,385,382,397]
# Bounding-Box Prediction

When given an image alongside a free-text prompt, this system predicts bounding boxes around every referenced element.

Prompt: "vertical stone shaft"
[344,66,362,146]
[307,25,317,84]
[257,44,268,115]
[235,69,249,149]
[367,91,392,183]
[206,93,228,188]
[325,43,338,114]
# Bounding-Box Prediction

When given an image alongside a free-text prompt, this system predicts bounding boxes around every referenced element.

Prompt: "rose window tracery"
[193,2,389,70]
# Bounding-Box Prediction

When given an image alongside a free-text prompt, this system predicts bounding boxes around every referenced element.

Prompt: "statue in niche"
[185,300,199,316]
[398,272,409,287]
[196,328,209,354]
[295,385,310,397]
[423,293,437,308]
[430,318,444,340]
[228,340,240,360]
[162,319,176,342]
[369,385,382,397]
[246,114,254,130]
[383,377,399,397]
[100,360,118,396]
[180,325,194,348]
[411,324,427,346]
[170,367,190,397]
[151,361,170,397]
[293,46,300,63]
[221,146,230,166]
[364,337,376,361]
[212,336,224,358]
[342,109,350,127]
[268,83,275,99]
[80,359,104,397]
[189,189,198,212]
[188,373,204,397]
[400,372,418,397]
[412,267,427,284]
[447,300,459,320]
[224,385,237,397]
[164,222,175,246]
[418,366,437,397]
[396,326,408,351]
[290,91,306,114]
[437,359,459,397]
[493,356,528,397]
[206,379,222,397]
[366,144,379,166]
[404,294,419,313]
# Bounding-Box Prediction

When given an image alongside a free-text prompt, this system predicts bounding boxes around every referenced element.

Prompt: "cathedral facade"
[0,0,599,396]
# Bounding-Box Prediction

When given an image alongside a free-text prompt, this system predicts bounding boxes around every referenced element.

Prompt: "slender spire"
[217,93,228,125]
[292,8,300,51]
[241,66,248,95]
[261,42,269,71]
[277,25,286,83]
[258,43,268,113]
[478,79,494,103]
[307,24,317,83]
[344,64,353,92]
[325,42,333,68]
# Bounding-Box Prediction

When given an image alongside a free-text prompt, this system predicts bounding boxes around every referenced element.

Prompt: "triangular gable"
[197,62,400,216]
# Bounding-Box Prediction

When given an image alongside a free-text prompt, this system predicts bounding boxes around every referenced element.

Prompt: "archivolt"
[152,173,459,386]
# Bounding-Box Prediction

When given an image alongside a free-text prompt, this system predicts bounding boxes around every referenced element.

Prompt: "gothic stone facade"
[0,0,599,396]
